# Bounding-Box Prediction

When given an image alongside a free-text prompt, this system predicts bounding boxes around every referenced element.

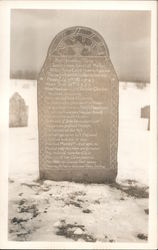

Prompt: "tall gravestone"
[38,26,119,183]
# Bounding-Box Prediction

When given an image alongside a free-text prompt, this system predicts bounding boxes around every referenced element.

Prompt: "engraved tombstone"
[9,92,28,127]
[38,26,119,183]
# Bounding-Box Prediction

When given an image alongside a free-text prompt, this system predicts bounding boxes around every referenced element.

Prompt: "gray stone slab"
[37,26,119,183]
[9,92,28,127]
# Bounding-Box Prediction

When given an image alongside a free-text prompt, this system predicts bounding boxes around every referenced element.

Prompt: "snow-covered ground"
[8,80,150,242]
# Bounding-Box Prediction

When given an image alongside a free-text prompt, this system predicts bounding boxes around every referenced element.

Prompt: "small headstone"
[141,105,150,130]
[38,26,119,183]
[9,92,28,127]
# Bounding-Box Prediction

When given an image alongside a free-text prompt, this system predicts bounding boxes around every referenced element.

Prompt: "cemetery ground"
[8,80,150,242]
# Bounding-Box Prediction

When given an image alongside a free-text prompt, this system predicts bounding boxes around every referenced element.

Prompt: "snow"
[118,82,150,184]
[8,80,150,242]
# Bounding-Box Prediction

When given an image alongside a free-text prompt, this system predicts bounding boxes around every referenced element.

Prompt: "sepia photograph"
[0,1,157,249]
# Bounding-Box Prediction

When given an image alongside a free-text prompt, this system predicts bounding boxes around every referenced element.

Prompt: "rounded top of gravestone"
[10,92,26,106]
[10,92,24,101]
[47,26,110,57]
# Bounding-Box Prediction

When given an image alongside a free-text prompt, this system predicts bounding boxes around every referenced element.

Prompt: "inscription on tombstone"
[38,26,119,183]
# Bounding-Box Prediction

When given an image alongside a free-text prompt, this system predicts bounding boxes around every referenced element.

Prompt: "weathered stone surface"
[141,105,150,130]
[9,92,28,127]
[37,26,119,183]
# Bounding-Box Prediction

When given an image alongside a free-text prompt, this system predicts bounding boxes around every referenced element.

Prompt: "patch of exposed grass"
[65,200,83,208]
[109,182,149,199]
[55,221,96,242]
[137,233,148,240]
[82,209,92,213]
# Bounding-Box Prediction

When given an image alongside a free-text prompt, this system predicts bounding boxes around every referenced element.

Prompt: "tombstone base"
[40,167,117,183]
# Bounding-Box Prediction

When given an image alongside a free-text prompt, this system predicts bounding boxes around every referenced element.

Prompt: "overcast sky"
[10,9,151,82]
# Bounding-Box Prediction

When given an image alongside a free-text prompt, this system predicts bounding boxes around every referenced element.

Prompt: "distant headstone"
[141,105,150,130]
[38,26,119,183]
[9,92,28,127]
